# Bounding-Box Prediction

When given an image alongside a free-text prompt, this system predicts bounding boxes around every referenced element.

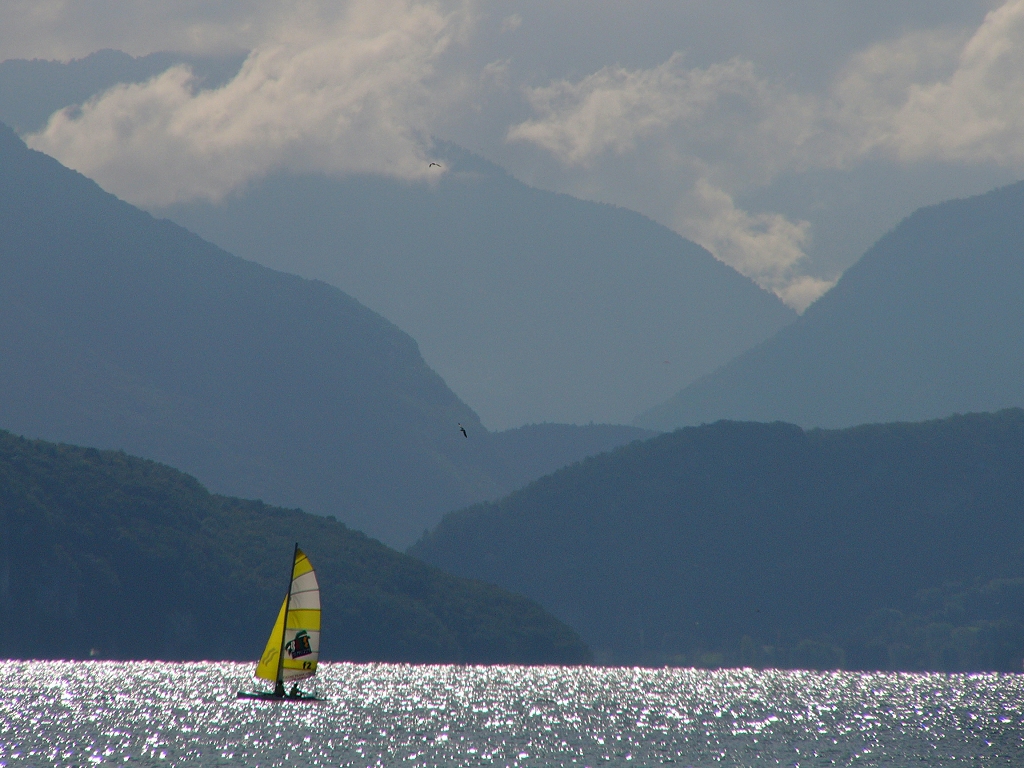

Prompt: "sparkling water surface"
[1,662,1022,767]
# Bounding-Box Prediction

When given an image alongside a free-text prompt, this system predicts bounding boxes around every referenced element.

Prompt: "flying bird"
[459,423,468,438]
[429,162,441,168]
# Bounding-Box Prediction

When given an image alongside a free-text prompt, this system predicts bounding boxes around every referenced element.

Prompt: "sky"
[4,0,1023,310]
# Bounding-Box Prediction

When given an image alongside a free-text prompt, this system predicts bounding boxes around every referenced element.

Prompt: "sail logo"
[286,630,313,659]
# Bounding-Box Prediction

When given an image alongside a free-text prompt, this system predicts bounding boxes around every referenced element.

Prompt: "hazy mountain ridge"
[0,122,647,547]
[0,428,590,663]
[157,142,797,428]
[412,410,1024,671]
[480,422,655,494]
[0,49,797,429]
[639,180,1024,429]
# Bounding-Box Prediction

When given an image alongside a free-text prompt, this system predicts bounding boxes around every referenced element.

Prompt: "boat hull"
[236,691,322,702]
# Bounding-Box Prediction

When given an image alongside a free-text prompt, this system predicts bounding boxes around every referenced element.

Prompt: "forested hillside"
[0,430,590,664]
[413,410,1024,671]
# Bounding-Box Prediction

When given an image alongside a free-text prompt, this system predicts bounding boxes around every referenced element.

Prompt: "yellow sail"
[255,547,322,684]
[255,597,288,681]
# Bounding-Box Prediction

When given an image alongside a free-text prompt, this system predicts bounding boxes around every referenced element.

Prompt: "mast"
[275,542,299,692]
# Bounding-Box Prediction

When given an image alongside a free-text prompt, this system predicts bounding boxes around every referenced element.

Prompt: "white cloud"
[499,14,522,34]
[508,54,812,181]
[506,0,1024,309]
[679,180,831,312]
[822,30,967,165]
[25,0,466,206]
[883,0,1024,165]
[11,0,1024,310]
[806,0,1024,169]
[507,55,825,307]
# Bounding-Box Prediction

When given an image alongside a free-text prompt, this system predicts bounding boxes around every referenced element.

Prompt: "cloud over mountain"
[506,1,1024,308]
[869,1,1024,165]
[11,1,1024,309]
[26,0,466,206]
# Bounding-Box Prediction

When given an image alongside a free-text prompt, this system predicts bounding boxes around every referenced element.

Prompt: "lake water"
[1,662,1022,767]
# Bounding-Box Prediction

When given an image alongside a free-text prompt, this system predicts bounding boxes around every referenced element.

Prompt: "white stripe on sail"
[287,591,320,610]
[291,571,318,594]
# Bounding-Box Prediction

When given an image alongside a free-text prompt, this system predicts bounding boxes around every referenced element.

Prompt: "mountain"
[639,181,1024,430]
[2,49,797,428]
[411,410,1024,671]
[0,122,646,548]
[0,429,590,664]
[156,145,797,429]
[475,422,654,494]
[0,49,246,134]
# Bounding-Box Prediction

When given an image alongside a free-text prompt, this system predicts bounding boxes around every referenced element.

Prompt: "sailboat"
[237,544,322,701]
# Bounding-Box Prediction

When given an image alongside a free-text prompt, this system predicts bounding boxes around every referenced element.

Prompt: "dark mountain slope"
[412,410,1024,670]
[0,123,645,547]
[640,181,1024,429]
[0,429,589,663]
[159,144,796,428]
